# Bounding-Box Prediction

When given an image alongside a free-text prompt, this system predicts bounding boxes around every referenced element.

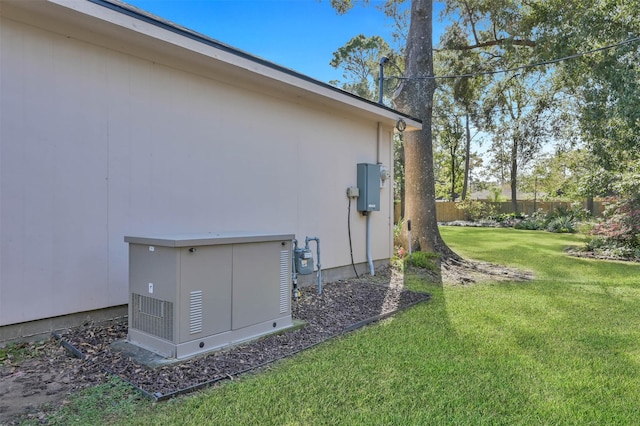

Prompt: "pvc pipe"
[366,214,375,276]
[377,122,381,164]
[305,237,322,294]
[291,239,299,300]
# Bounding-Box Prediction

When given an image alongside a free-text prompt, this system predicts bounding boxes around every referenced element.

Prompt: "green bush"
[513,205,585,233]
[546,216,576,233]
[514,219,544,230]
[547,204,592,223]
[585,235,640,259]
[496,212,525,223]
[456,200,497,222]
[404,251,440,271]
[576,221,596,235]
[512,209,545,230]
[393,218,405,247]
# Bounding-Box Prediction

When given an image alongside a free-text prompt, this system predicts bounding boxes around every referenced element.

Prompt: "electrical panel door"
[357,163,381,212]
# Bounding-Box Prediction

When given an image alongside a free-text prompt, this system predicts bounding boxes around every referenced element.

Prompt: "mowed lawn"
[61,228,640,425]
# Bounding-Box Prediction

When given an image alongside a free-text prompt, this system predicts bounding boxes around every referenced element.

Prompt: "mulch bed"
[1,271,429,424]
[564,247,640,263]
[63,278,429,398]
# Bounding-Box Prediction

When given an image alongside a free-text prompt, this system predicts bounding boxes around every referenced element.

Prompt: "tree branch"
[461,0,481,47]
[457,38,536,50]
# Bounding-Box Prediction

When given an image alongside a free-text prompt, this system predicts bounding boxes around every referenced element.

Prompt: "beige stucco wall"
[0,2,401,327]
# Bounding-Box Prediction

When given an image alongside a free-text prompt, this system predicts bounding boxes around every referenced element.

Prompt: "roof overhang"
[1,0,422,131]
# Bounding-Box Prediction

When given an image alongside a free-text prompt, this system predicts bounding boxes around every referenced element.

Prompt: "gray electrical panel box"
[357,163,381,212]
[124,232,294,359]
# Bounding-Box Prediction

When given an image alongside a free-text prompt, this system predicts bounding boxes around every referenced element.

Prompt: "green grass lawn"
[47,228,640,425]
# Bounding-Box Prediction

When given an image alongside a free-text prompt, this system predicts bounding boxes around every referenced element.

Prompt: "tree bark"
[394,0,458,259]
[461,112,471,200]
[510,136,518,214]
[450,144,457,200]
[586,196,594,216]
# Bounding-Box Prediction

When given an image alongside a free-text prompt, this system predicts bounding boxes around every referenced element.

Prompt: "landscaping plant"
[586,196,640,259]
[403,250,439,271]
[455,199,497,222]
[514,203,592,234]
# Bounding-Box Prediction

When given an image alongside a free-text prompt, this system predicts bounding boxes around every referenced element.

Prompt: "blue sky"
[123,0,447,84]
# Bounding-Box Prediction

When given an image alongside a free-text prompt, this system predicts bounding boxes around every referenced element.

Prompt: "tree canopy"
[329,0,639,254]
[440,0,640,198]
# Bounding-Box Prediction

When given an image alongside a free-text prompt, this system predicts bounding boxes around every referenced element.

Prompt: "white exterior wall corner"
[0,0,419,329]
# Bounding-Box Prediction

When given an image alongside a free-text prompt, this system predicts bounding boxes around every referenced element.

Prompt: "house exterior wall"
[0,6,397,327]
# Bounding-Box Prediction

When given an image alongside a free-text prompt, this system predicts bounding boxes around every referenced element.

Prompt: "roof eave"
[68,0,424,130]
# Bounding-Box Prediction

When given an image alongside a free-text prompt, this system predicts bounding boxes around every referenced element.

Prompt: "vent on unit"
[131,293,174,342]
[125,232,294,359]
[189,291,203,335]
[279,250,290,314]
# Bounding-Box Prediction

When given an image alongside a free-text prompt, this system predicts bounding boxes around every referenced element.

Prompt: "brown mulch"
[0,266,428,424]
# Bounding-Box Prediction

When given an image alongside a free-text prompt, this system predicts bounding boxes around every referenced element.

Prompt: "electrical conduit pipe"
[366,213,375,276]
[291,239,299,300]
[305,236,322,294]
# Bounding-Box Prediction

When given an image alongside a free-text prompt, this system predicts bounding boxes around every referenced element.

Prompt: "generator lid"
[124,232,294,247]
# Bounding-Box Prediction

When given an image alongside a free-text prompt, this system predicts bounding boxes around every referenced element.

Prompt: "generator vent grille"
[279,250,290,314]
[131,293,174,342]
[189,290,203,334]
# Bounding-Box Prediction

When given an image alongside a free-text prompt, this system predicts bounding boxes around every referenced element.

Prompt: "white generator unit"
[124,232,294,359]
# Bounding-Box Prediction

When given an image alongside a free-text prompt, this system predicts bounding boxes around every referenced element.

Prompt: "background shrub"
[514,219,544,230]
[546,216,576,233]
[586,197,640,258]
[456,200,497,222]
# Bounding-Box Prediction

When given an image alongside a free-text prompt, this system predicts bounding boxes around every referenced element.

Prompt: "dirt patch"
[401,256,534,286]
[0,261,530,424]
[440,258,534,285]
[0,331,115,424]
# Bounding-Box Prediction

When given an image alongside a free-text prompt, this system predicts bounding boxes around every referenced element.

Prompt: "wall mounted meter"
[294,247,314,275]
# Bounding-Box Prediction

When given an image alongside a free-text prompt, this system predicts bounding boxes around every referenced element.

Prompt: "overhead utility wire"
[388,36,640,81]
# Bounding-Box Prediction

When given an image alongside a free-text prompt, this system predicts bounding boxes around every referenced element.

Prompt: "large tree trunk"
[450,144,457,200]
[461,112,471,200]
[394,0,458,260]
[510,136,518,214]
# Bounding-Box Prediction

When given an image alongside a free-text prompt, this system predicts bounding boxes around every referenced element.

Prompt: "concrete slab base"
[110,319,306,368]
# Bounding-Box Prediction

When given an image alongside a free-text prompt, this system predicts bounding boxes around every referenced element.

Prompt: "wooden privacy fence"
[432,200,605,223]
